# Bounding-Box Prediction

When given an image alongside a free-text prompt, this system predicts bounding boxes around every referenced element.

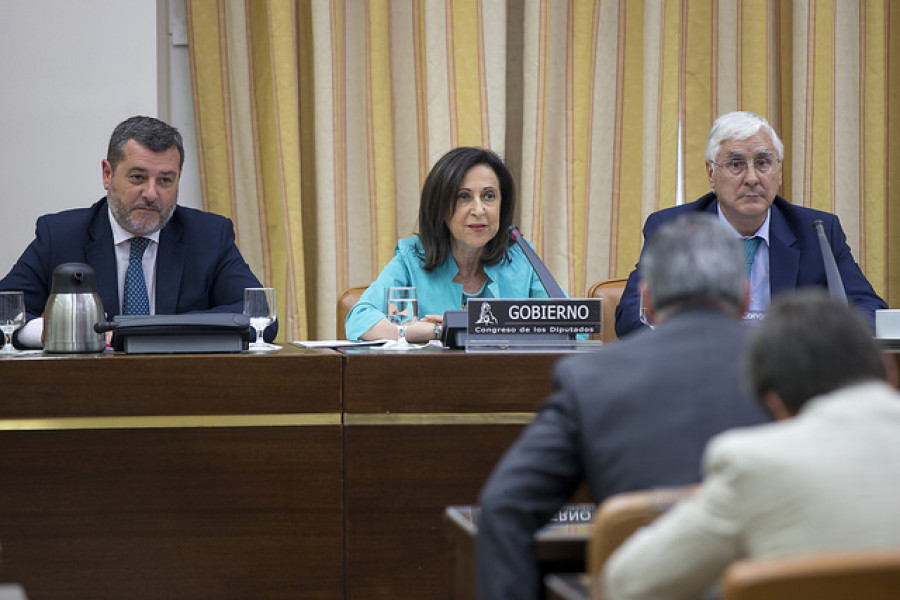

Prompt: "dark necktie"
[123,237,150,315]
[743,236,762,277]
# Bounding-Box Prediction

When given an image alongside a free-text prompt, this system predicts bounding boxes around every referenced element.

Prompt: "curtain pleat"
[365,1,399,270]
[187,0,897,340]
[888,1,900,304]
[682,0,716,202]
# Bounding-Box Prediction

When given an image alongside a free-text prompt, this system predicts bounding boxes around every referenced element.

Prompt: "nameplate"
[466,298,601,338]
[548,503,595,524]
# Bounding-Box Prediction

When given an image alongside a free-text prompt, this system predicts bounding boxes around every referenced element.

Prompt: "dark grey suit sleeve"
[475,361,586,600]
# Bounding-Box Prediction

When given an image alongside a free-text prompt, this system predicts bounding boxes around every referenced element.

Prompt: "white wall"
[0,0,199,276]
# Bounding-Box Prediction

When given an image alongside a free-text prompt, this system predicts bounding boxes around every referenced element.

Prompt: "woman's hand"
[359,314,443,343]
[406,314,443,343]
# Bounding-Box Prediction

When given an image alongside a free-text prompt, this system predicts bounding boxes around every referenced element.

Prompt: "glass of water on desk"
[0,291,25,355]
[386,286,418,349]
[639,288,655,331]
[244,287,277,352]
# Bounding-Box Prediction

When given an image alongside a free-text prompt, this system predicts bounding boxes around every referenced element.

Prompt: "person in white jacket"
[603,289,900,600]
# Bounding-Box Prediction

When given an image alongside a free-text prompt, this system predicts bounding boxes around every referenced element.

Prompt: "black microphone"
[813,219,848,304]
[508,225,566,298]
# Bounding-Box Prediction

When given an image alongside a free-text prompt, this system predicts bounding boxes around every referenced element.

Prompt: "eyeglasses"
[711,156,781,177]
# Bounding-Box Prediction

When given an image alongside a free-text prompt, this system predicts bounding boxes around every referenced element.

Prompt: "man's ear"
[762,390,794,421]
[102,159,113,190]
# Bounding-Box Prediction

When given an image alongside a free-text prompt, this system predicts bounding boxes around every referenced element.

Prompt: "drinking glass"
[639,288,656,331]
[386,287,418,349]
[0,291,25,355]
[243,288,277,352]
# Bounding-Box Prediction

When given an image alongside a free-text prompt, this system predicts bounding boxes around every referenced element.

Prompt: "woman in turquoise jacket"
[345,147,551,342]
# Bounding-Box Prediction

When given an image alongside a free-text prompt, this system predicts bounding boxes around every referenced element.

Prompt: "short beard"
[108,193,176,236]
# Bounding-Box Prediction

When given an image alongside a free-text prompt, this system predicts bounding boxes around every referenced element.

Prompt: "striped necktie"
[123,237,150,315]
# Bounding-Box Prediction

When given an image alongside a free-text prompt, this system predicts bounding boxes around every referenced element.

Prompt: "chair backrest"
[336,285,368,339]
[722,550,900,600]
[587,485,695,578]
[586,278,628,344]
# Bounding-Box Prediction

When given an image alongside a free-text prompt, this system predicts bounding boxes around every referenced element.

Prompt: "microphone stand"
[813,220,848,304]
[441,226,567,348]
[508,226,566,298]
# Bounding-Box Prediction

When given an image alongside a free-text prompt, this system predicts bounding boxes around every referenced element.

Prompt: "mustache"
[131,202,161,212]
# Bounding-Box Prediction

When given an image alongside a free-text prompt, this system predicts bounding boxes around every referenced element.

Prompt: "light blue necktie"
[743,236,762,277]
[123,237,150,315]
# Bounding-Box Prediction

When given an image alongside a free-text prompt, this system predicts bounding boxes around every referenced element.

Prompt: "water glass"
[0,291,25,355]
[639,287,656,330]
[243,288,277,351]
[386,287,418,349]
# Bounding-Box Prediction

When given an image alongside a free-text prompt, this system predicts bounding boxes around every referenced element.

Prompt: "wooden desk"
[0,346,343,600]
[342,347,568,600]
[443,505,593,600]
[10,343,877,598]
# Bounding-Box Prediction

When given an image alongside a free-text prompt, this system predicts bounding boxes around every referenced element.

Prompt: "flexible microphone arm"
[508,225,566,298]
[812,220,848,304]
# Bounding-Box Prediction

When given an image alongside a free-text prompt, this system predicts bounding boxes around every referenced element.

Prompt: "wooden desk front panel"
[344,423,524,600]
[342,349,567,600]
[0,348,343,600]
[1,345,340,418]
[0,425,343,600]
[342,349,563,413]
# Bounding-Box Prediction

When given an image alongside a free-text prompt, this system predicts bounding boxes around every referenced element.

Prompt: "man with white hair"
[615,111,885,338]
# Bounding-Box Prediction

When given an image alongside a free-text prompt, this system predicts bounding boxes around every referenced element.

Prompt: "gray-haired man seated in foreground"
[475,213,770,599]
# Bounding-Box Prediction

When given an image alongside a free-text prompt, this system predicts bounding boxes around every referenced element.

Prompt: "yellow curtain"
[187,0,897,341]
[186,0,308,340]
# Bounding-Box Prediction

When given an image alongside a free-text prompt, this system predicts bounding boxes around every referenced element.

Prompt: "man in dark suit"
[615,111,886,339]
[0,115,274,346]
[475,214,770,600]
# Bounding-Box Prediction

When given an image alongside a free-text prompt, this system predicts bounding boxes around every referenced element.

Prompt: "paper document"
[292,339,388,349]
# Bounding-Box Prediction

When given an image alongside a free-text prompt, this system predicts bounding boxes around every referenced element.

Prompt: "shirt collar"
[716,204,771,244]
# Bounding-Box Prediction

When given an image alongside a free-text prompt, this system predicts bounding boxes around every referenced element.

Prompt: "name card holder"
[463,298,603,352]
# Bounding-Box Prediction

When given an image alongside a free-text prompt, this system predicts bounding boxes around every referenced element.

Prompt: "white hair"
[705,111,784,163]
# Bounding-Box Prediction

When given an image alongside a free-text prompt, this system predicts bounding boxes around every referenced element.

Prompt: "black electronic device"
[97,313,251,354]
[440,309,468,348]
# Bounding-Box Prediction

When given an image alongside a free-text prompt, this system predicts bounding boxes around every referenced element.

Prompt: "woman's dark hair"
[417,147,516,271]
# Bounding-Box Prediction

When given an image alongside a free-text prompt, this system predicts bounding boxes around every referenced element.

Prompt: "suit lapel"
[85,205,120,317]
[155,211,186,314]
[768,200,800,295]
[700,193,719,215]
